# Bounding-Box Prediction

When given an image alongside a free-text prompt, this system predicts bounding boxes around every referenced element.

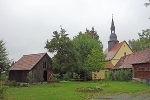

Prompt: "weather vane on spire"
[112,14,113,19]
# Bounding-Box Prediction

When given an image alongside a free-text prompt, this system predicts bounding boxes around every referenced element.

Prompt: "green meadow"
[6,81,150,100]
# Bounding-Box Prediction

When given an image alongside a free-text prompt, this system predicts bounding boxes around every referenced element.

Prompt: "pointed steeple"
[108,14,119,51]
[110,14,115,34]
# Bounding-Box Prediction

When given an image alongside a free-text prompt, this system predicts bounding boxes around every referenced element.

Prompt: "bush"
[39,78,44,84]
[8,80,18,87]
[63,72,72,81]
[106,69,133,81]
[0,82,8,100]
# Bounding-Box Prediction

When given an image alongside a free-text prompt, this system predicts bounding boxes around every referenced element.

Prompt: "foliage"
[85,48,106,82]
[0,82,8,100]
[51,74,60,87]
[63,72,72,81]
[106,69,132,81]
[138,29,150,50]
[76,86,101,92]
[73,33,103,80]
[45,27,78,78]
[6,81,150,100]
[8,80,18,87]
[128,39,142,52]
[0,40,10,80]
[85,27,99,40]
[128,29,150,52]
[39,78,44,84]
[27,71,34,84]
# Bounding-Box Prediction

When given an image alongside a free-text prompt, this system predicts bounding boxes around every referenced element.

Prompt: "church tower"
[108,15,119,51]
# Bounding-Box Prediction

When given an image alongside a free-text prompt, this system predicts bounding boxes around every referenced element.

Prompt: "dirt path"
[92,93,150,100]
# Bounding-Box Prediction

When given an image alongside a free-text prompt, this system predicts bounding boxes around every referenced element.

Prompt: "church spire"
[110,14,115,34]
[108,14,119,51]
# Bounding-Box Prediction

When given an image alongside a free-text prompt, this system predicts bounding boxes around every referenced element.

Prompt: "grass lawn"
[6,81,150,100]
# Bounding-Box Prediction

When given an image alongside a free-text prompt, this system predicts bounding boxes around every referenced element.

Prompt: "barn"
[9,53,53,83]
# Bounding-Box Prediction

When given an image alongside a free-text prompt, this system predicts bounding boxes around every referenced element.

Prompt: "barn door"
[43,71,47,81]
[47,70,53,82]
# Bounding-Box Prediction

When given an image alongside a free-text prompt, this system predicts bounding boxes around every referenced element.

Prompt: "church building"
[92,15,133,80]
[104,15,133,69]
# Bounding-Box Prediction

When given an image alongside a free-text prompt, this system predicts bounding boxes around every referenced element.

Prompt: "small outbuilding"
[114,48,150,80]
[9,53,53,83]
[132,62,150,79]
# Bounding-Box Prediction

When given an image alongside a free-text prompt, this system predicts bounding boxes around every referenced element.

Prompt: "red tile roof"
[114,48,150,69]
[104,41,124,60]
[9,53,48,70]
[105,61,114,69]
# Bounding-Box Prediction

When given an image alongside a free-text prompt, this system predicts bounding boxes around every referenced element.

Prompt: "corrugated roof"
[104,41,124,60]
[114,48,150,69]
[9,53,47,70]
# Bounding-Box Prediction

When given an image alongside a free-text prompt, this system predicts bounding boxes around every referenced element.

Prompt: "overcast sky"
[0,0,150,61]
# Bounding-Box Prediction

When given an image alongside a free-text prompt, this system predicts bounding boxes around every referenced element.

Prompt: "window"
[43,62,47,69]
[124,52,126,56]
[112,30,114,33]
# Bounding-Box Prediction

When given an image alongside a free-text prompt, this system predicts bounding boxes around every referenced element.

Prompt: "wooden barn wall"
[133,63,150,79]
[32,55,52,82]
[9,70,29,82]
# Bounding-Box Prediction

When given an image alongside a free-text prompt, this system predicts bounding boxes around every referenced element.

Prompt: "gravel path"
[92,93,150,100]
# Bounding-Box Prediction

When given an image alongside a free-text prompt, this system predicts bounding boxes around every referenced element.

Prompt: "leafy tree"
[128,39,141,52]
[145,0,150,7]
[45,27,78,78]
[85,27,99,40]
[138,29,150,50]
[128,29,150,52]
[73,33,103,80]
[85,48,106,82]
[0,40,10,80]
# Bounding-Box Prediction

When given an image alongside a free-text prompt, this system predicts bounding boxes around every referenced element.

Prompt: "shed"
[132,62,150,79]
[9,53,53,83]
[114,48,150,79]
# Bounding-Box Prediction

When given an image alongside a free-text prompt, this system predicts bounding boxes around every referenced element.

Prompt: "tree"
[138,29,150,50]
[0,40,10,80]
[73,33,103,80]
[45,27,78,78]
[145,0,150,7]
[128,29,150,52]
[85,48,106,82]
[128,39,142,52]
[85,27,99,40]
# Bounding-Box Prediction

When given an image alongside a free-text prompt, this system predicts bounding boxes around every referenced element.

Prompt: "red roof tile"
[104,41,124,60]
[9,53,47,70]
[114,48,150,69]
[105,61,114,69]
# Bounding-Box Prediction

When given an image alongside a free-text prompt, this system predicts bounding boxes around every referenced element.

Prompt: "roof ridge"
[23,52,46,56]
[124,48,150,57]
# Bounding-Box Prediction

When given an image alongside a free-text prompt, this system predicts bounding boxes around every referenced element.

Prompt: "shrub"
[0,82,8,100]
[119,69,125,81]
[27,71,34,84]
[39,78,44,84]
[125,69,132,81]
[8,80,18,87]
[63,72,72,81]
[106,69,133,81]
[51,74,60,87]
